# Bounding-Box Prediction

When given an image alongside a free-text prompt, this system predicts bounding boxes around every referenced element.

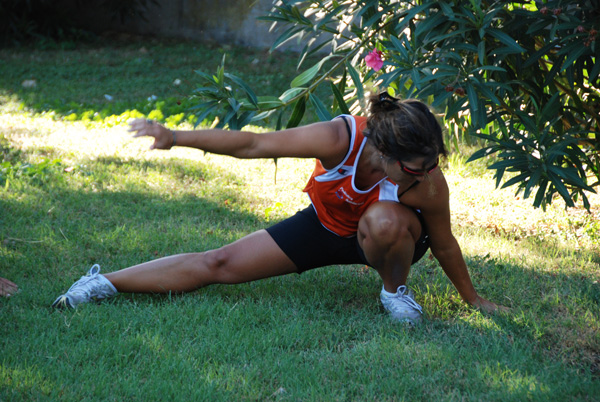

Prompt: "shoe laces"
[66,264,102,297]
[391,285,423,313]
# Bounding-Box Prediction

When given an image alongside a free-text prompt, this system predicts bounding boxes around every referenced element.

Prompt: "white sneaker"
[52,264,117,309]
[380,285,423,324]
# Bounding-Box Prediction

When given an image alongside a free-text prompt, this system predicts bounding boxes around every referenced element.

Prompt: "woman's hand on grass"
[0,277,18,297]
[471,294,510,314]
[129,118,174,150]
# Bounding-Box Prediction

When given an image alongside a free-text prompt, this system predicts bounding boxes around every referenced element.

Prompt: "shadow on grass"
[2,146,599,399]
[462,254,599,377]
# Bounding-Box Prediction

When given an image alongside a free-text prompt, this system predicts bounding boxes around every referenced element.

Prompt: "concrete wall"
[81,0,290,49]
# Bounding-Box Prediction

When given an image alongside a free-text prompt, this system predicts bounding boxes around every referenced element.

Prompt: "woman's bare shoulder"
[399,170,450,212]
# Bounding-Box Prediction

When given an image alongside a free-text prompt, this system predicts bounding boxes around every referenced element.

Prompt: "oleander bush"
[192,0,599,210]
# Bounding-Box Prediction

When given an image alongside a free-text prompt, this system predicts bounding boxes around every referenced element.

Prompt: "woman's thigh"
[265,206,367,272]
[210,229,300,284]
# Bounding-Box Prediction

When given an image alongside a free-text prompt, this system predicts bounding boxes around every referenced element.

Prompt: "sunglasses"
[398,158,439,177]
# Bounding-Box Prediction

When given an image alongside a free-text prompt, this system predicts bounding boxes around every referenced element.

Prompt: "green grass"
[1,40,599,401]
[0,37,324,128]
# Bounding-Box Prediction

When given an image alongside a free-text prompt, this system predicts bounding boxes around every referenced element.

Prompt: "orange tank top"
[303,115,400,237]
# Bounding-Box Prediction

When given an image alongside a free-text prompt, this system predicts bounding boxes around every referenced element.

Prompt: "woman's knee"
[194,247,232,282]
[359,202,420,246]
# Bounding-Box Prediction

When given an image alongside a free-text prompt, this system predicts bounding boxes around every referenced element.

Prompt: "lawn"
[1,39,599,401]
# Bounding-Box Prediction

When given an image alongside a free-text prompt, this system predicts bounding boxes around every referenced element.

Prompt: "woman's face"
[383,155,438,184]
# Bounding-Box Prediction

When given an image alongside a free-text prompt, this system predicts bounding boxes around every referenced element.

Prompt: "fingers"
[128,119,172,150]
[497,304,511,313]
[0,277,18,297]
[128,118,148,132]
[471,295,509,314]
[128,118,157,137]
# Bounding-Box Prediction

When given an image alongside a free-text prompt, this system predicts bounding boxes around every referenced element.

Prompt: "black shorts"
[265,206,430,273]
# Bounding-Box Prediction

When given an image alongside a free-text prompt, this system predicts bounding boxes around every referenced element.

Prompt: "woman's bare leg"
[104,229,298,293]
[357,201,422,292]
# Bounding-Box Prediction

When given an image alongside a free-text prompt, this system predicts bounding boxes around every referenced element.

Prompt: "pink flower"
[365,50,384,71]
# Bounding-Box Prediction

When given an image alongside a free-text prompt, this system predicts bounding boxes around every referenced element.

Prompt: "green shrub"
[191,0,599,210]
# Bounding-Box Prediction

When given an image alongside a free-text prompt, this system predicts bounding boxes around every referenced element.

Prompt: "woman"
[52,92,505,323]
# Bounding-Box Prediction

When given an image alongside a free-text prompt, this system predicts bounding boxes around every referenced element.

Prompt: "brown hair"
[364,91,448,162]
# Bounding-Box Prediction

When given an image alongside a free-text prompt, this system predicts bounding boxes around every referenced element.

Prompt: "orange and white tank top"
[303,115,400,237]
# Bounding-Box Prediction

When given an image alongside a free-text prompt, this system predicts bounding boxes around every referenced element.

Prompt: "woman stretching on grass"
[52,92,505,323]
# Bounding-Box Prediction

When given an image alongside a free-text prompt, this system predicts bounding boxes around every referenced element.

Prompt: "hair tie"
[377,92,400,111]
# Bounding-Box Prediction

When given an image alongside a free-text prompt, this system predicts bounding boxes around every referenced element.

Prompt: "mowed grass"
[1,40,599,401]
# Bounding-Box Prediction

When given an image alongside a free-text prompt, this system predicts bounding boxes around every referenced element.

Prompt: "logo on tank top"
[335,187,364,206]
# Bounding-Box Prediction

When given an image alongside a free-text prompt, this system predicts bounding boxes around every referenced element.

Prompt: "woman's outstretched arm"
[128,118,350,166]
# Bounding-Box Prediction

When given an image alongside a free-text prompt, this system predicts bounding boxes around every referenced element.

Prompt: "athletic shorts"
[265,205,430,273]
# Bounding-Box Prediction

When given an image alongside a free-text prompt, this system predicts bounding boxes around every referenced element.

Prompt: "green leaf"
[533,178,549,208]
[539,92,561,125]
[466,83,478,112]
[389,35,409,59]
[589,59,600,82]
[270,26,304,52]
[500,172,530,189]
[494,167,506,188]
[439,2,454,18]
[547,170,575,207]
[257,96,284,110]
[488,158,528,171]
[275,110,284,131]
[467,146,498,163]
[446,97,468,118]
[478,40,485,64]
[414,12,445,40]
[251,110,277,122]
[290,56,332,88]
[286,96,306,129]
[193,103,218,127]
[471,66,506,73]
[330,82,350,115]
[363,4,395,27]
[346,62,364,103]
[548,165,594,191]
[523,40,559,68]
[193,70,215,82]
[487,29,525,53]
[188,100,218,111]
[280,87,306,104]
[446,43,478,53]
[192,86,220,95]
[560,45,588,72]
[431,90,453,108]
[397,2,432,29]
[221,106,237,129]
[309,93,333,121]
[472,80,501,106]
[224,73,258,108]
[237,111,256,129]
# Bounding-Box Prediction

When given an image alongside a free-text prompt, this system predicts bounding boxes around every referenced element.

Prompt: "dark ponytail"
[364,91,447,162]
